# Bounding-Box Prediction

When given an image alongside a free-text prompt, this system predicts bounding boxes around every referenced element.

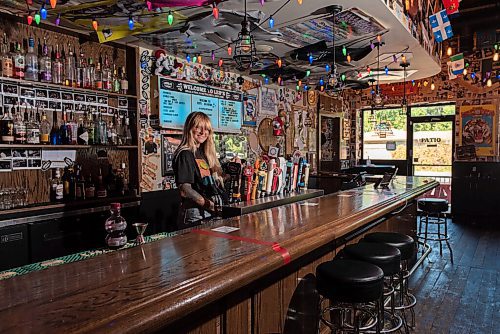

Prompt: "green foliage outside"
[363,108,407,132]
[214,134,248,158]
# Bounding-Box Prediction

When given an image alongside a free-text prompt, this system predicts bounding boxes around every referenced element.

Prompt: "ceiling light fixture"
[212,4,219,19]
[50,0,57,9]
[233,0,258,71]
[493,52,499,62]
[167,11,174,25]
[40,4,47,20]
[27,12,33,25]
[447,46,452,56]
[400,58,410,116]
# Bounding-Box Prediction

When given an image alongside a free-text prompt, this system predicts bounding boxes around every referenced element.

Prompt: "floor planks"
[410,220,500,334]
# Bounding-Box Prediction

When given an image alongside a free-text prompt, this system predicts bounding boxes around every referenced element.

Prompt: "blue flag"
[429,9,453,42]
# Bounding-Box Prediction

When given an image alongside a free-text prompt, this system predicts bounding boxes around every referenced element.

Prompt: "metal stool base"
[320,301,379,333]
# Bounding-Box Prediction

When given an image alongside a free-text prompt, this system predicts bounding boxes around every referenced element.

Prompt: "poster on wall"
[243,94,257,126]
[161,135,181,176]
[320,115,336,162]
[259,87,277,116]
[459,104,497,156]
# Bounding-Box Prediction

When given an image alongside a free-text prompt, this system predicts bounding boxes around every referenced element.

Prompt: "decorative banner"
[447,53,464,79]
[429,9,453,42]
[243,94,257,127]
[442,0,459,15]
[459,105,497,156]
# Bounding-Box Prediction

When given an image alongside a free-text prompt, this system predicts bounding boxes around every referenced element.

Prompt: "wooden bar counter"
[0,177,437,334]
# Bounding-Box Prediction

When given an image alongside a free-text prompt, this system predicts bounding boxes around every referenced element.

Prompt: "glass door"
[412,121,453,177]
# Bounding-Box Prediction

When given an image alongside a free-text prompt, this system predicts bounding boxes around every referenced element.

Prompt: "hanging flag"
[450,53,464,75]
[442,0,459,15]
[447,62,458,80]
[429,9,453,42]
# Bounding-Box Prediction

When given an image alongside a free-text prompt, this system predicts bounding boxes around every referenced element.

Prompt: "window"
[411,104,455,117]
[214,133,248,159]
[362,108,407,160]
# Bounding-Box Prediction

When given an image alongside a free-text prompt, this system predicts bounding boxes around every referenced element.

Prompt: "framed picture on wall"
[318,114,341,172]
[161,135,181,176]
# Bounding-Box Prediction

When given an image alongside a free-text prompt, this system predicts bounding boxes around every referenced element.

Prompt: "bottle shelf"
[0,77,137,99]
[0,144,138,150]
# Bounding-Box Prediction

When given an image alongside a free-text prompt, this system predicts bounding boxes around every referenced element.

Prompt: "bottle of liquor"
[52,45,63,84]
[39,110,50,144]
[24,36,38,81]
[87,110,95,145]
[105,164,117,196]
[124,111,132,145]
[68,110,78,145]
[85,173,95,199]
[64,45,76,87]
[107,113,117,145]
[85,57,95,89]
[112,64,120,93]
[75,164,85,200]
[115,162,126,196]
[97,167,107,198]
[59,109,69,145]
[62,167,70,199]
[94,61,103,90]
[76,50,86,88]
[50,109,60,145]
[1,33,13,78]
[1,106,14,144]
[50,169,64,202]
[102,54,112,91]
[104,203,127,248]
[39,38,52,83]
[120,66,128,95]
[93,110,100,144]
[13,104,27,144]
[77,113,88,145]
[26,107,40,144]
[13,42,25,79]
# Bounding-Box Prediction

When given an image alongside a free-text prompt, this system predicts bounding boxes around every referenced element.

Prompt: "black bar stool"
[341,243,404,333]
[362,232,417,330]
[417,198,453,263]
[316,259,384,333]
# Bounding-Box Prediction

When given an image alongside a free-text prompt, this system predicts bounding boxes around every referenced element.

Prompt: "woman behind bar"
[173,112,225,229]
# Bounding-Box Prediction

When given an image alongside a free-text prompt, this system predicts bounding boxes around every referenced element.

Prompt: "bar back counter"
[0,177,437,333]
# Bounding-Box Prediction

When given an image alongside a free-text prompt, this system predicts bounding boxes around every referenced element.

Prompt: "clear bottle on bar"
[13,42,25,79]
[13,104,27,144]
[26,107,40,144]
[25,36,38,81]
[39,110,50,144]
[64,45,76,87]
[85,173,95,199]
[102,54,112,91]
[39,38,52,83]
[105,203,127,248]
[120,66,128,95]
[112,64,120,93]
[1,106,14,144]
[1,33,13,78]
[75,164,85,200]
[52,45,63,84]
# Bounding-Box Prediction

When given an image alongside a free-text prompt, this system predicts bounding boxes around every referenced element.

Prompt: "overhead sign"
[158,77,242,133]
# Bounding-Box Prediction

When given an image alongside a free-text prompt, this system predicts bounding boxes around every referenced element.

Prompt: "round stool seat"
[417,198,448,213]
[344,243,401,276]
[364,232,415,261]
[316,259,384,304]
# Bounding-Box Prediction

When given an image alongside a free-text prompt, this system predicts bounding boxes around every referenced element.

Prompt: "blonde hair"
[174,112,221,174]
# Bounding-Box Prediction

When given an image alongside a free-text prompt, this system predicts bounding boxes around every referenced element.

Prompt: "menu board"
[158,77,242,132]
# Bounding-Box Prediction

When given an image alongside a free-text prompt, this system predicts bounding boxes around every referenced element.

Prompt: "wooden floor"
[410,220,500,334]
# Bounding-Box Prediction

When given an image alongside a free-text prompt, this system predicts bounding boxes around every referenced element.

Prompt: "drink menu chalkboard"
[158,77,242,132]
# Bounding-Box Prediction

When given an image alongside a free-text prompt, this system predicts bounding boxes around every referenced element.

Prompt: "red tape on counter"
[191,229,291,265]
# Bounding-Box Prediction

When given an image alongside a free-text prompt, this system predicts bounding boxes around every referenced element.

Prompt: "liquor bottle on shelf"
[77,113,88,145]
[68,110,78,145]
[97,167,108,198]
[120,66,128,95]
[39,38,52,83]
[94,60,103,90]
[1,33,13,78]
[75,164,85,200]
[105,164,117,196]
[104,203,127,248]
[1,106,14,144]
[13,42,25,79]
[115,112,124,145]
[59,109,70,145]
[39,110,50,144]
[64,45,76,87]
[87,110,95,145]
[85,173,95,199]
[116,162,126,196]
[52,45,63,85]
[85,57,95,89]
[124,111,132,145]
[26,107,40,144]
[98,112,107,145]
[25,36,38,81]
[62,166,73,200]
[37,38,42,58]
[76,50,87,88]
[102,54,112,91]
[50,168,64,202]
[107,113,117,145]
[50,109,61,145]
[112,64,120,93]
[13,104,27,144]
